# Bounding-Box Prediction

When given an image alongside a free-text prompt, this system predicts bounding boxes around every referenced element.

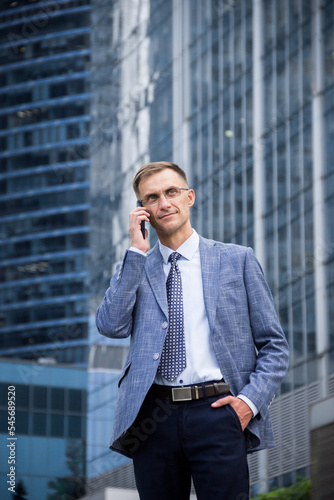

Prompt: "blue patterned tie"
[158,252,186,381]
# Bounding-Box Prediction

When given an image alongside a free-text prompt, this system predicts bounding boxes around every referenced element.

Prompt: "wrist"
[129,246,147,256]
[237,395,258,418]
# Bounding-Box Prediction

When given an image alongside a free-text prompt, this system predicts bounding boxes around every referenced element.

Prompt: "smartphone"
[136,200,146,239]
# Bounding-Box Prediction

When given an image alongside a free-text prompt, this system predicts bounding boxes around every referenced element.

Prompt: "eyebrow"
[144,186,177,196]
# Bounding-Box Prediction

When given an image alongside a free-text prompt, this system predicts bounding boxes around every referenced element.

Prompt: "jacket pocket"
[118,361,131,388]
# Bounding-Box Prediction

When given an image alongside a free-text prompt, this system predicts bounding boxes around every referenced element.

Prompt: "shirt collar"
[159,230,199,264]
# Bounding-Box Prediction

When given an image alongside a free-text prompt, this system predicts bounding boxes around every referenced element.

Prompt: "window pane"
[0,384,8,406]
[68,416,82,438]
[0,409,7,432]
[16,411,29,435]
[33,386,47,409]
[51,388,64,411]
[51,414,64,437]
[68,389,82,412]
[16,385,29,409]
[33,413,46,436]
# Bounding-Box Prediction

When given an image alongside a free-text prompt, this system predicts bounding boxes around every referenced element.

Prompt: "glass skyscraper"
[0,0,91,364]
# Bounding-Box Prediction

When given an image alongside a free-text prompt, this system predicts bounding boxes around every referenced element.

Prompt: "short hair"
[133,161,188,197]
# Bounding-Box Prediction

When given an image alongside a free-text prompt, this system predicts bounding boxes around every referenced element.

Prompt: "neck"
[157,224,193,251]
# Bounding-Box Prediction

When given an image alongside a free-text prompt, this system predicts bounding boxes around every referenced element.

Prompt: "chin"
[159,221,187,236]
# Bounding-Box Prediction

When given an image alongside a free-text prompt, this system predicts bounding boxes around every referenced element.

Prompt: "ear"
[187,189,195,207]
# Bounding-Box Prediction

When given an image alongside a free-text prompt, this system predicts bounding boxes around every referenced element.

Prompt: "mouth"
[159,212,176,220]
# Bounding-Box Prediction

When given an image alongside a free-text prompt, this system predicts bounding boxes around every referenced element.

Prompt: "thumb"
[211,395,234,408]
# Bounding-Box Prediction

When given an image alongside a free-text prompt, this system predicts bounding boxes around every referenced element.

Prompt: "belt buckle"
[171,387,192,402]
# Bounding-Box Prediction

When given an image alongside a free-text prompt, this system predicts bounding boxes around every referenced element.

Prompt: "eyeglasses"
[139,186,189,206]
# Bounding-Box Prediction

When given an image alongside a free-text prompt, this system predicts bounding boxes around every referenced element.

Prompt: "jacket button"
[162,321,168,329]
[153,353,159,360]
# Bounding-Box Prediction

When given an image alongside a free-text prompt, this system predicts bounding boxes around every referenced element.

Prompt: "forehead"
[139,169,185,194]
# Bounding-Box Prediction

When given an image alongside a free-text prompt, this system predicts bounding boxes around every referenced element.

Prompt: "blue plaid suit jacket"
[96,236,289,457]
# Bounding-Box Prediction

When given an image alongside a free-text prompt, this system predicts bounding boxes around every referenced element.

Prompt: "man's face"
[138,169,195,239]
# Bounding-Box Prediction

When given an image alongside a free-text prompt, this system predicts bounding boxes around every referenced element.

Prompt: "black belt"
[152,381,230,402]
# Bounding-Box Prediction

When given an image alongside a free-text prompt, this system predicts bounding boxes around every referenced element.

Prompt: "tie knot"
[168,252,181,264]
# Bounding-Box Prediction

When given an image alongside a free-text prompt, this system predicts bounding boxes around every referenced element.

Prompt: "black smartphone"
[136,200,146,239]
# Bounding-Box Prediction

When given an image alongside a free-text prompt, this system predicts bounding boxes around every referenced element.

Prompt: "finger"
[130,207,149,216]
[136,210,150,222]
[211,395,234,408]
[129,212,150,227]
[135,206,150,215]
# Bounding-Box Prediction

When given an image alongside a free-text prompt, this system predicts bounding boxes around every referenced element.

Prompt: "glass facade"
[87,365,128,482]
[0,359,87,500]
[261,0,316,392]
[0,382,86,439]
[189,1,254,248]
[0,0,91,363]
[323,0,334,373]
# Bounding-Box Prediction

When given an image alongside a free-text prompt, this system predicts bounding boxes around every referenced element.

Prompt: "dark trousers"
[128,386,249,500]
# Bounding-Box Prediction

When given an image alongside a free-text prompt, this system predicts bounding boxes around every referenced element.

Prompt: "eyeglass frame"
[138,186,190,206]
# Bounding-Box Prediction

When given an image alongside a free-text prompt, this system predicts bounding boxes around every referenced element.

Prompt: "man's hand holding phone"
[129,203,150,253]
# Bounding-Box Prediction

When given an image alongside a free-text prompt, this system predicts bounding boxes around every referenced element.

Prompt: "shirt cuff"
[129,247,147,256]
[237,394,259,417]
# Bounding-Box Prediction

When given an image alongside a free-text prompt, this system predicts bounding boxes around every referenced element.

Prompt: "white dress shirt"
[129,230,258,416]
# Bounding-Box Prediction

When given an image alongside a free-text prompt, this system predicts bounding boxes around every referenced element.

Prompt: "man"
[96,161,289,500]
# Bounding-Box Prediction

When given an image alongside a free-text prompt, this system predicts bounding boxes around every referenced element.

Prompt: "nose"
[158,193,172,209]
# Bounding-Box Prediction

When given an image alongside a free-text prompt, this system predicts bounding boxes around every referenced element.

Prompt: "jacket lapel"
[145,244,168,319]
[145,237,221,328]
[199,236,221,333]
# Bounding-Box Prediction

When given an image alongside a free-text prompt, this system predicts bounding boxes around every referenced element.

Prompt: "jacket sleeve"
[96,250,146,338]
[238,247,289,418]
